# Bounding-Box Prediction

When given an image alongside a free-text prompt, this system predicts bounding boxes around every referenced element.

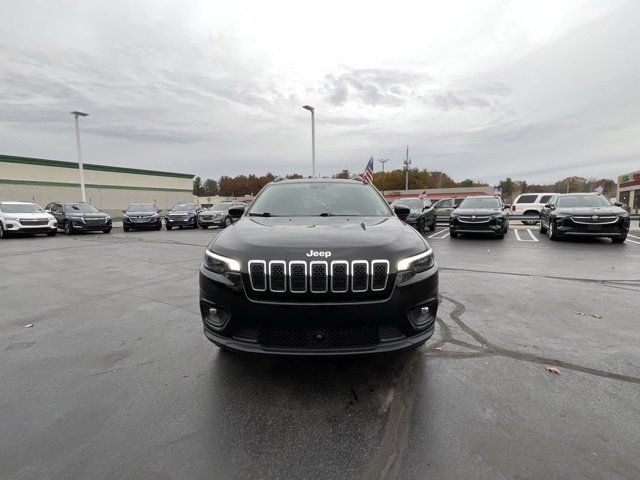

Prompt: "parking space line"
[628,234,640,240]
[514,230,523,241]
[526,229,539,242]
[428,229,449,239]
[626,239,640,245]
[514,228,538,242]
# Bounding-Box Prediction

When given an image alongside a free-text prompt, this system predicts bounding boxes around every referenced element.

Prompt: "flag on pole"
[363,156,374,184]
[594,185,604,194]
[493,185,502,197]
[418,190,427,199]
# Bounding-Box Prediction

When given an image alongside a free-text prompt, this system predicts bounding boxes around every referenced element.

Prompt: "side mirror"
[228,205,245,219]
[613,201,623,207]
[544,204,555,209]
[393,204,410,222]
[121,210,126,213]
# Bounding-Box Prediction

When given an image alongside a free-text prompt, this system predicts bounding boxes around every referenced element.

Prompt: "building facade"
[617,170,640,213]
[0,154,194,215]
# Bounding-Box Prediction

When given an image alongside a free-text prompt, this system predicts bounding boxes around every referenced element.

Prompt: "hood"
[125,211,157,216]
[452,208,504,216]
[210,216,428,263]
[556,206,627,215]
[66,212,109,218]
[3,212,53,220]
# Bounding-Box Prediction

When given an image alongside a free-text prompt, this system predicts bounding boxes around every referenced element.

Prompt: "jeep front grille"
[248,260,390,294]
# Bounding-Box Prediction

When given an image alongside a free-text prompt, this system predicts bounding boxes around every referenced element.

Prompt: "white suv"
[510,193,556,225]
[0,201,58,238]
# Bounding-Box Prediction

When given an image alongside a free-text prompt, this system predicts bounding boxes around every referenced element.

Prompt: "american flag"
[362,156,374,184]
[493,186,502,196]
[418,190,427,199]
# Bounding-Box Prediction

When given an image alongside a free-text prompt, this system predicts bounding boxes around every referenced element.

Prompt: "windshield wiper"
[319,212,333,216]
[249,212,272,217]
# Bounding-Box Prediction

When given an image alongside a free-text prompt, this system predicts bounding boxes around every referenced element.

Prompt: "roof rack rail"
[273,176,286,183]
[350,175,364,183]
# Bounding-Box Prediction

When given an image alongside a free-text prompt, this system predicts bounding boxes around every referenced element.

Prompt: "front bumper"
[197,216,225,226]
[450,217,506,234]
[68,220,112,231]
[199,264,439,356]
[555,217,629,237]
[3,219,57,234]
[166,216,196,226]
[123,217,162,229]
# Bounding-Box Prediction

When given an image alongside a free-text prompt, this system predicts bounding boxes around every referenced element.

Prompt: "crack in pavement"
[424,295,640,385]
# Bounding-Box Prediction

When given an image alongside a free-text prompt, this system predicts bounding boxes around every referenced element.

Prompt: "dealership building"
[617,170,640,214]
[0,154,194,214]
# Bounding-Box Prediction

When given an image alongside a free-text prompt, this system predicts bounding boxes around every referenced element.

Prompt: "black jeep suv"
[540,193,630,243]
[199,178,439,355]
[449,196,508,238]
[122,203,162,231]
[45,202,112,235]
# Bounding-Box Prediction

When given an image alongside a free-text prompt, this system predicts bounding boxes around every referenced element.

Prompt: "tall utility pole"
[378,158,389,195]
[302,105,316,177]
[71,111,89,202]
[403,145,411,191]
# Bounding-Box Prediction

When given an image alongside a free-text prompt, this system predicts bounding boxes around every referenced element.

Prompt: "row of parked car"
[390,192,632,243]
[0,200,245,238]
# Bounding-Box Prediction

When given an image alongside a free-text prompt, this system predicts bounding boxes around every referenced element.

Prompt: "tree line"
[498,176,617,203]
[193,171,617,201]
[193,169,487,197]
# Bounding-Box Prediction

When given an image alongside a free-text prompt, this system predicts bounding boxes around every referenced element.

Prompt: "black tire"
[102,228,111,234]
[523,210,540,226]
[496,232,504,239]
[46,230,57,237]
[539,220,548,234]
[429,219,436,231]
[200,225,209,229]
[123,226,130,232]
[166,224,173,231]
[64,221,74,235]
[450,230,458,238]
[223,217,232,228]
[548,221,559,241]
[192,219,198,229]
[0,223,6,239]
[417,218,425,232]
[612,236,626,244]
[155,223,162,230]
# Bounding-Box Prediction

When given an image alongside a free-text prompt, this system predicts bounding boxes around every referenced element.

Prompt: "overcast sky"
[1,0,638,184]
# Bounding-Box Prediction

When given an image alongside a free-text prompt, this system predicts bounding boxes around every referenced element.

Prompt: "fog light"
[408,301,437,330]
[201,303,230,331]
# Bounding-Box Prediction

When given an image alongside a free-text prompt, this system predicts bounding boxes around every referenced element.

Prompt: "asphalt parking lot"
[2,223,640,480]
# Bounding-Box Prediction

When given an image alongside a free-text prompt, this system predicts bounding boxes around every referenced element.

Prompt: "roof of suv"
[0,201,34,205]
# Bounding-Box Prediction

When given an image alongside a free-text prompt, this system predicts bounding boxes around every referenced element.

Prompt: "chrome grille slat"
[248,260,267,291]
[289,261,307,293]
[458,216,491,223]
[331,261,349,293]
[268,260,287,292]
[351,260,369,292]
[310,261,328,293]
[371,260,389,291]
[571,216,619,225]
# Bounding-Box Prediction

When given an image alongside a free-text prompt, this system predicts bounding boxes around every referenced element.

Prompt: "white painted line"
[428,229,449,239]
[514,229,523,242]
[526,229,539,242]
[441,232,450,238]
[627,234,640,240]
[626,239,640,245]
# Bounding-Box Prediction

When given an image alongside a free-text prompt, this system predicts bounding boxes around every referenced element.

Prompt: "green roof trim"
[0,178,192,193]
[0,154,194,179]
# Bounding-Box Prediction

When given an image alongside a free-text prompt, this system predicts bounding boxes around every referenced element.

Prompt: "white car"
[0,201,58,238]
[510,193,556,225]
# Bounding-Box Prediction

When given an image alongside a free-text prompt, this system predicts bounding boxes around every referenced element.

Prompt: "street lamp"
[378,158,389,195]
[302,105,315,178]
[70,111,89,202]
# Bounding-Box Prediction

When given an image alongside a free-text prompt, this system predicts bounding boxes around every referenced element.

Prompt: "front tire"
[102,228,111,234]
[612,236,626,244]
[64,221,74,235]
[450,230,458,238]
[166,224,173,231]
[539,219,548,234]
[200,225,209,229]
[429,218,436,231]
[548,220,559,241]
[46,230,57,237]
[223,217,232,228]
[0,223,5,239]
[123,226,130,232]
[155,223,162,231]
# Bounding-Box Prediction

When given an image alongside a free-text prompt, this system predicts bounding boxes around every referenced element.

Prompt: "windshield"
[64,203,100,213]
[0,203,44,214]
[459,197,501,209]
[248,182,391,217]
[126,205,156,213]
[210,203,233,211]
[393,199,422,210]
[171,204,197,212]
[557,195,612,208]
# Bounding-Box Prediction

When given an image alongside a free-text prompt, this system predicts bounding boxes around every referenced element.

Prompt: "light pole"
[378,158,389,195]
[303,105,315,177]
[403,145,411,190]
[71,111,89,202]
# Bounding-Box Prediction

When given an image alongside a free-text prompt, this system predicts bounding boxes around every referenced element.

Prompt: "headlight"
[204,250,241,273]
[397,248,434,273]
